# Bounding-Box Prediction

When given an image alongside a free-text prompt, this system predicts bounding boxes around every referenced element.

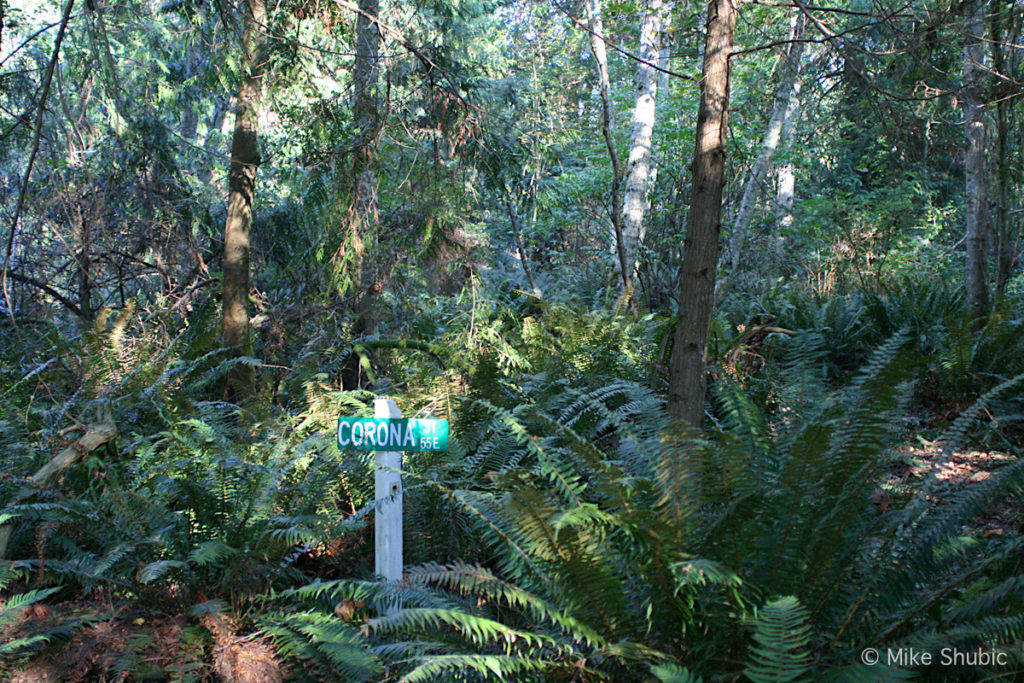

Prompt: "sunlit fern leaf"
[773,330,830,429]
[746,596,813,683]
[138,559,188,584]
[713,376,774,461]
[367,607,570,653]
[399,653,575,683]
[509,491,635,636]
[188,540,238,566]
[0,586,61,624]
[0,617,95,658]
[650,662,704,683]
[402,562,608,648]
[929,373,1024,474]
[0,580,92,660]
[671,559,743,590]
[471,397,587,504]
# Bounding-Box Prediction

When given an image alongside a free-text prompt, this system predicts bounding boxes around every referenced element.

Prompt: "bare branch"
[2,0,76,323]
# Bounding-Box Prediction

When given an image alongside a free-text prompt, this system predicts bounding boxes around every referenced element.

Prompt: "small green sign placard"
[337,417,449,452]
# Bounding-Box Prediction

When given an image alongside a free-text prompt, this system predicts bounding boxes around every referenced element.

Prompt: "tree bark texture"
[620,0,664,291]
[585,0,627,292]
[349,0,382,336]
[725,9,804,277]
[646,14,672,216]
[222,0,266,394]
[773,64,801,260]
[990,0,1019,300]
[352,0,380,222]
[667,0,736,427]
[961,0,990,317]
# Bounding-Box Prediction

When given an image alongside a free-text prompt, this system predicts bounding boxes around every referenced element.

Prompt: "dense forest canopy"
[1,0,1023,680]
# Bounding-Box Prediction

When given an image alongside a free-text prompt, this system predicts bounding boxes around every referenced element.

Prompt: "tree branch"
[552,0,695,81]
[4,270,85,318]
[2,0,76,323]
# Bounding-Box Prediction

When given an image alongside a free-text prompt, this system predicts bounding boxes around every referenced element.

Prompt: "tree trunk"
[647,13,672,212]
[352,0,380,224]
[585,0,627,293]
[723,9,804,281]
[962,0,990,318]
[667,0,736,427]
[222,0,266,397]
[773,68,801,261]
[350,0,382,337]
[620,0,664,294]
[990,0,1019,300]
[504,192,541,297]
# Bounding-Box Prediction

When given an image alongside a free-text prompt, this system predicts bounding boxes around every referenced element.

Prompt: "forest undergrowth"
[1,276,1022,682]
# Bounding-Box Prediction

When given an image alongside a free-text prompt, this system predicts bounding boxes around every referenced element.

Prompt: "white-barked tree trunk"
[723,10,805,279]
[620,0,666,294]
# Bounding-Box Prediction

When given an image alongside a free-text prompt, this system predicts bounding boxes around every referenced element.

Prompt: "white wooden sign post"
[373,397,403,590]
[337,399,449,615]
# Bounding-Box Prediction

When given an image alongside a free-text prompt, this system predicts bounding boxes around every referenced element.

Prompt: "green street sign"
[337,417,449,452]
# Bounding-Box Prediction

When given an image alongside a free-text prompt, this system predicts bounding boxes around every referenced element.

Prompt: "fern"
[746,596,813,683]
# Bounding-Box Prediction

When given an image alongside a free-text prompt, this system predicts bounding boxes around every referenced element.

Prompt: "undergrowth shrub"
[723,278,1024,440]
[0,305,388,677]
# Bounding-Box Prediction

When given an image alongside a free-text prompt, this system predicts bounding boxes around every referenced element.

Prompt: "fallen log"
[29,421,118,486]
[0,418,117,559]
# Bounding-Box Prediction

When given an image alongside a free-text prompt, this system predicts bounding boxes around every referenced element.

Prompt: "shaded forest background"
[1,0,1023,680]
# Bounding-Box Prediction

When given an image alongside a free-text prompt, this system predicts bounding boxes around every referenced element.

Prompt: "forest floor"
[885,442,1022,536]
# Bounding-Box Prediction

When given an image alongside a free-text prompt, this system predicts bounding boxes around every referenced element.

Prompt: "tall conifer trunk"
[990,0,1018,300]
[222,0,266,397]
[962,0,990,318]
[350,0,381,336]
[667,0,736,426]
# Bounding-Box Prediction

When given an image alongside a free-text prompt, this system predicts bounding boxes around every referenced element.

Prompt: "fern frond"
[398,653,572,683]
[367,607,570,653]
[261,610,381,681]
[650,662,704,683]
[403,562,609,648]
[746,596,813,683]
